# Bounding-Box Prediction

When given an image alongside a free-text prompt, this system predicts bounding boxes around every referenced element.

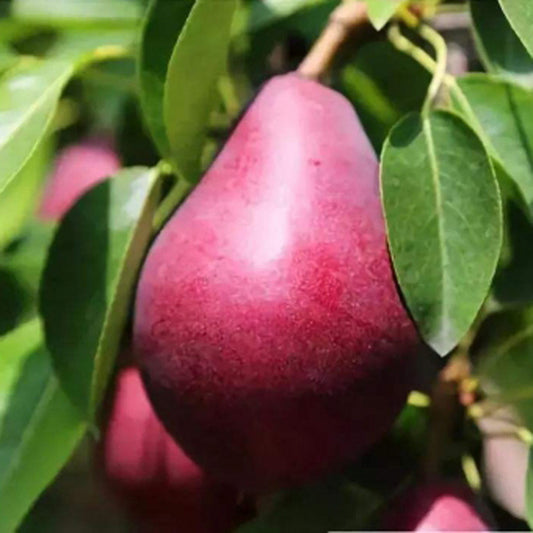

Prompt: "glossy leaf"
[237,477,380,533]
[40,167,161,418]
[164,0,238,182]
[0,320,85,533]
[381,110,502,355]
[0,59,73,198]
[475,307,533,429]
[499,0,533,59]
[0,138,51,250]
[340,41,431,151]
[139,0,194,157]
[470,0,533,87]
[366,0,405,30]
[456,75,533,215]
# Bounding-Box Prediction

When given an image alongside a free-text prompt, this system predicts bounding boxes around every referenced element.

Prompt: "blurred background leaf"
[475,308,533,430]
[11,0,142,27]
[470,0,533,88]
[455,74,533,217]
[0,58,73,198]
[47,28,135,65]
[498,0,533,60]
[237,476,381,533]
[0,320,86,533]
[0,137,52,251]
[0,42,17,73]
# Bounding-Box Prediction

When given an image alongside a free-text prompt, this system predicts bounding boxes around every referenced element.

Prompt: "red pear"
[38,137,120,221]
[384,482,491,531]
[102,367,246,533]
[133,73,419,490]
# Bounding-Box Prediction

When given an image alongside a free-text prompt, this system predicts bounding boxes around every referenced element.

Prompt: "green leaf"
[381,110,502,355]
[455,75,533,215]
[164,0,238,182]
[48,28,135,64]
[474,310,533,526]
[0,221,56,335]
[247,0,328,30]
[0,137,51,250]
[366,0,405,31]
[237,476,381,533]
[139,0,194,157]
[499,0,533,59]
[0,320,85,533]
[470,0,533,87]
[340,41,431,151]
[0,222,55,297]
[475,307,533,428]
[0,59,73,199]
[0,19,37,44]
[12,0,142,26]
[0,44,17,74]
[40,167,161,418]
[82,58,135,133]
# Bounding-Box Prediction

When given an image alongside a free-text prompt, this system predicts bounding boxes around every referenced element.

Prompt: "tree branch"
[297,0,368,81]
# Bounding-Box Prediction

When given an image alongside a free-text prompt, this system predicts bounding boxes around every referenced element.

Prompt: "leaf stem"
[75,44,132,72]
[297,0,368,80]
[387,23,439,76]
[396,9,448,116]
[387,23,481,129]
[152,171,192,233]
[218,74,241,118]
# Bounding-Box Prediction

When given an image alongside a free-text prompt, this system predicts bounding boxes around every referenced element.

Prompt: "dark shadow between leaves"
[494,195,533,305]
[388,114,422,149]
[0,269,32,335]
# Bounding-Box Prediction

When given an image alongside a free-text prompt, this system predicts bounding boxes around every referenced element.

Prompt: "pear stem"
[297,0,368,81]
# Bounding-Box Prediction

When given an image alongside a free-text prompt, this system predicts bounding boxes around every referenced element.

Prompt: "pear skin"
[134,73,419,490]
